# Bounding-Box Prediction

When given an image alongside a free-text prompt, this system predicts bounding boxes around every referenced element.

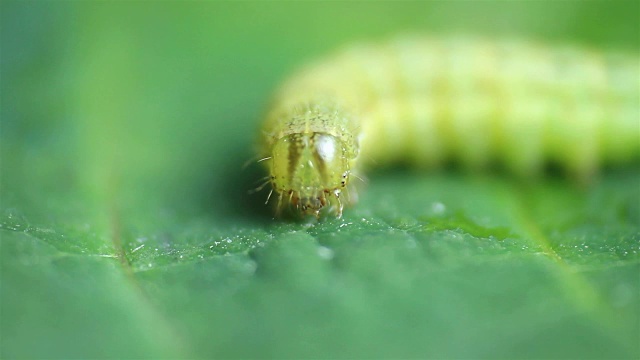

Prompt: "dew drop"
[431,202,446,214]
[243,260,258,274]
[317,245,335,260]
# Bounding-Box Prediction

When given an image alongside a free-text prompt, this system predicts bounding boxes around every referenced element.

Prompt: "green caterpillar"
[259,36,640,217]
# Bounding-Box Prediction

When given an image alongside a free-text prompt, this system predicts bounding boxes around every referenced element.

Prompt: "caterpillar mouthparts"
[258,36,640,218]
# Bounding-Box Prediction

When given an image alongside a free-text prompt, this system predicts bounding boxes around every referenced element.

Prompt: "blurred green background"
[1,1,639,358]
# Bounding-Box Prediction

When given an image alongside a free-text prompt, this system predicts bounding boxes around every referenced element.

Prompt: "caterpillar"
[258,36,640,218]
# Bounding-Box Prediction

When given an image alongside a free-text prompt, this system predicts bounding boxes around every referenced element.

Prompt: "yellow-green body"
[260,36,640,217]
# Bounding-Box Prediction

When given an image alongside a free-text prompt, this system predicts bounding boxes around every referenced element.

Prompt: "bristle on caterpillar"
[258,36,640,218]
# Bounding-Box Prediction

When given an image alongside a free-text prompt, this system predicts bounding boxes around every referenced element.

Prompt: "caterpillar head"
[270,132,353,217]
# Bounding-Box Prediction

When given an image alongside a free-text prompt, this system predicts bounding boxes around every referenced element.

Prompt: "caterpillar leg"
[335,189,344,218]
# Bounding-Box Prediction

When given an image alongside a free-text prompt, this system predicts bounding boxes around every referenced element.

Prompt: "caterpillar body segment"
[259,36,640,217]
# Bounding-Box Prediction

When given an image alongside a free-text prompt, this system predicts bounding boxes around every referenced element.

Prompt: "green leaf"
[2,1,639,358]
